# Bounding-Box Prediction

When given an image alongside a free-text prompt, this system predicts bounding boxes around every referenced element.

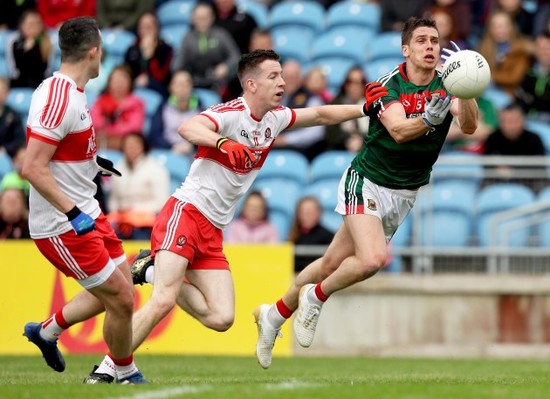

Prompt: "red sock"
[276,299,294,319]
[54,310,71,329]
[315,284,329,302]
[109,353,133,366]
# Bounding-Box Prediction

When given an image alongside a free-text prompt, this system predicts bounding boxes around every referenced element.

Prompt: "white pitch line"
[109,385,211,399]
[263,380,324,391]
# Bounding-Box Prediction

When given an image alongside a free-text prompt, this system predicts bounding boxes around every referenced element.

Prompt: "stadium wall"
[3,240,550,358]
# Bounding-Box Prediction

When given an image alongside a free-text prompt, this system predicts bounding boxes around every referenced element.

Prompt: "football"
[441,50,491,99]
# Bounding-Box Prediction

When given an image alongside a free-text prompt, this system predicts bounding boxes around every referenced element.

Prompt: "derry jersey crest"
[173,97,296,229]
[27,72,101,238]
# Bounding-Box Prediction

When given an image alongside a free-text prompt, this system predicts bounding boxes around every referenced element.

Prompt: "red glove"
[362,82,388,115]
[216,137,257,169]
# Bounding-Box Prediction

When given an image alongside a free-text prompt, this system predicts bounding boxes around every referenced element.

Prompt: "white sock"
[145,266,155,284]
[267,304,286,329]
[115,361,138,380]
[40,315,64,342]
[95,355,116,377]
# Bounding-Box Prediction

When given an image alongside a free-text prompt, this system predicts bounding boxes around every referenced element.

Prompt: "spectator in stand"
[225,191,279,244]
[304,67,333,104]
[107,133,170,240]
[0,78,25,158]
[381,0,430,32]
[148,71,203,155]
[534,2,550,36]
[124,12,173,98]
[274,60,326,161]
[173,2,240,93]
[37,0,96,30]
[90,64,145,150]
[288,196,334,273]
[96,0,155,31]
[6,10,53,89]
[1,146,29,197]
[0,0,35,31]
[444,96,497,154]
[516,30,550,123]
[493,0,535,37]
[477,10,533,96]
[482,102,547,193]
[422,0,472,47]
[0,186,30,239]
[212,0,258,55]
[325,66,369,153]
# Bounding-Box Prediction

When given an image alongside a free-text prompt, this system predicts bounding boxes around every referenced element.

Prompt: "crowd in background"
[1,0,550,265]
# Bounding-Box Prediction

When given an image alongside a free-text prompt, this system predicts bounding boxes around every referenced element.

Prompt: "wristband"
[360,103,368,117]
[216,137,228,150]
[65,205,81,221]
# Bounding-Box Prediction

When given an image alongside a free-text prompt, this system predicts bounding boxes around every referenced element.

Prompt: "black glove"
[96,155,122,176]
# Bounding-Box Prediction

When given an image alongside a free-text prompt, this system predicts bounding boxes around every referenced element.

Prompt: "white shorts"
[335,166,418,242]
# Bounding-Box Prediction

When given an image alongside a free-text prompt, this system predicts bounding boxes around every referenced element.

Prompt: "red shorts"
[34,213,125,279]
[151,197,229,270]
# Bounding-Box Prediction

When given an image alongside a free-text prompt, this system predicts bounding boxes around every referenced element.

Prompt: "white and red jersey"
[173,97,296,229]
[27,72,101,238]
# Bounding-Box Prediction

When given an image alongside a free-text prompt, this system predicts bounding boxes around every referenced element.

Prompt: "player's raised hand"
[216,138,258,170]
[422,96,452,128]
[362,82,387,115]
[441,40,462,63]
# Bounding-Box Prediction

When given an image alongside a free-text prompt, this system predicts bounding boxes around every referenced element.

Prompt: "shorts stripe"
[162,199,185,250]
[50,236,87,279]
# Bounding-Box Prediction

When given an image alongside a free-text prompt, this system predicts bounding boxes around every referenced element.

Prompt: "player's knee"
[357,252,387,278]
[206,313,234,332]
[151,295,177,318]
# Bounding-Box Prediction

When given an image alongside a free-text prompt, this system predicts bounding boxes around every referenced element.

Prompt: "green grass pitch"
[0,355,549,399]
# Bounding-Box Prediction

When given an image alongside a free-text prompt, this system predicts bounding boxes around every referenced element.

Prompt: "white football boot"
[253,304,282,369]
[293,284,322,348]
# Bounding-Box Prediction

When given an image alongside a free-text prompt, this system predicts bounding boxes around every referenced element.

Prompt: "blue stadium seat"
[536,186,550,247]
[0,152,13,181]
[253,178,302,241]
[269,1,325,35]
[310,150,354,183]
[476,183,535,247]
[417,181,477,247]
[0,30,12,55]
[431,152,483,192]
[193,88,222,108]
[97,149,124,166]
[272,26,314,64]
[303,179,340,213]
[134,88,164,135]
[480,86,513,110]
[149,149,191,193]
[256,150,309,188]
[321,210,342,233]
[6,87,34,119]
[326,1,381,34]
[310,57,356,94]
[310,27,372,65]
[388,212,413,273]
[367,32,403,62]
[363,58,401,81]
[237,0,269,29]
[157,0,195,27]
[0,57,8,78]
[160,24,189,50]
[101,29,135,60]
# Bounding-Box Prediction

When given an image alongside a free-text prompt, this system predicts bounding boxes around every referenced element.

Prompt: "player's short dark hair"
[401,17,438,46]
[58,16,101,63]
[237,49,280,82]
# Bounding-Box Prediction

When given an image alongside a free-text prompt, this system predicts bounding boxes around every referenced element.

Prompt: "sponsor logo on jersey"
[176,235,187,248]
[240,130,249,138]
[367,199,377,211]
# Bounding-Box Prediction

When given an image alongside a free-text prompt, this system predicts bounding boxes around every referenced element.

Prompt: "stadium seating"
[101,29,135,62]
[237,0,270,29]
[320,210,341,234]
[309,57,356,94]
[367,31,403,62]
[160,24,189,50]
[475,183,535,247]
[363,58,401,81]
[431,152,483,192]
[480,86,513,110]
[303,178,340,213]
[417,181,477,247]
[525,119,550,155]
[272,26,314,64]
[149,149,191,193]
[193,88,222,108]
[309,150,353,183]
[134,87,164,135]
[536,186,550,247]
[269,1,325,36]
[255,150,309,189]
[6,87,34,121]
[310,27,372,65]
[157,0,195,27]
[326,1,381,35]
[0,152,13,181]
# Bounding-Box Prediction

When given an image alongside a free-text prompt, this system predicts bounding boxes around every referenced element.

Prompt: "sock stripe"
[275,299,294,319]
[315,284,329,302]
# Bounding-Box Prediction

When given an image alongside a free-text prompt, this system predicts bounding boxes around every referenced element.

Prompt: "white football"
[441,50,491,99]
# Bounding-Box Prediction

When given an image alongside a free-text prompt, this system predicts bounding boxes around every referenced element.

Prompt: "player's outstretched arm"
[451,98,479,135]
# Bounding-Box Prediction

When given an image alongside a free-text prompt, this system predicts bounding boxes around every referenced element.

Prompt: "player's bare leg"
[176,269,235,332]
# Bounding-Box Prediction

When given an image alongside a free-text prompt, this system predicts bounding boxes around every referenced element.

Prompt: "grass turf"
[0,355,549,399]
